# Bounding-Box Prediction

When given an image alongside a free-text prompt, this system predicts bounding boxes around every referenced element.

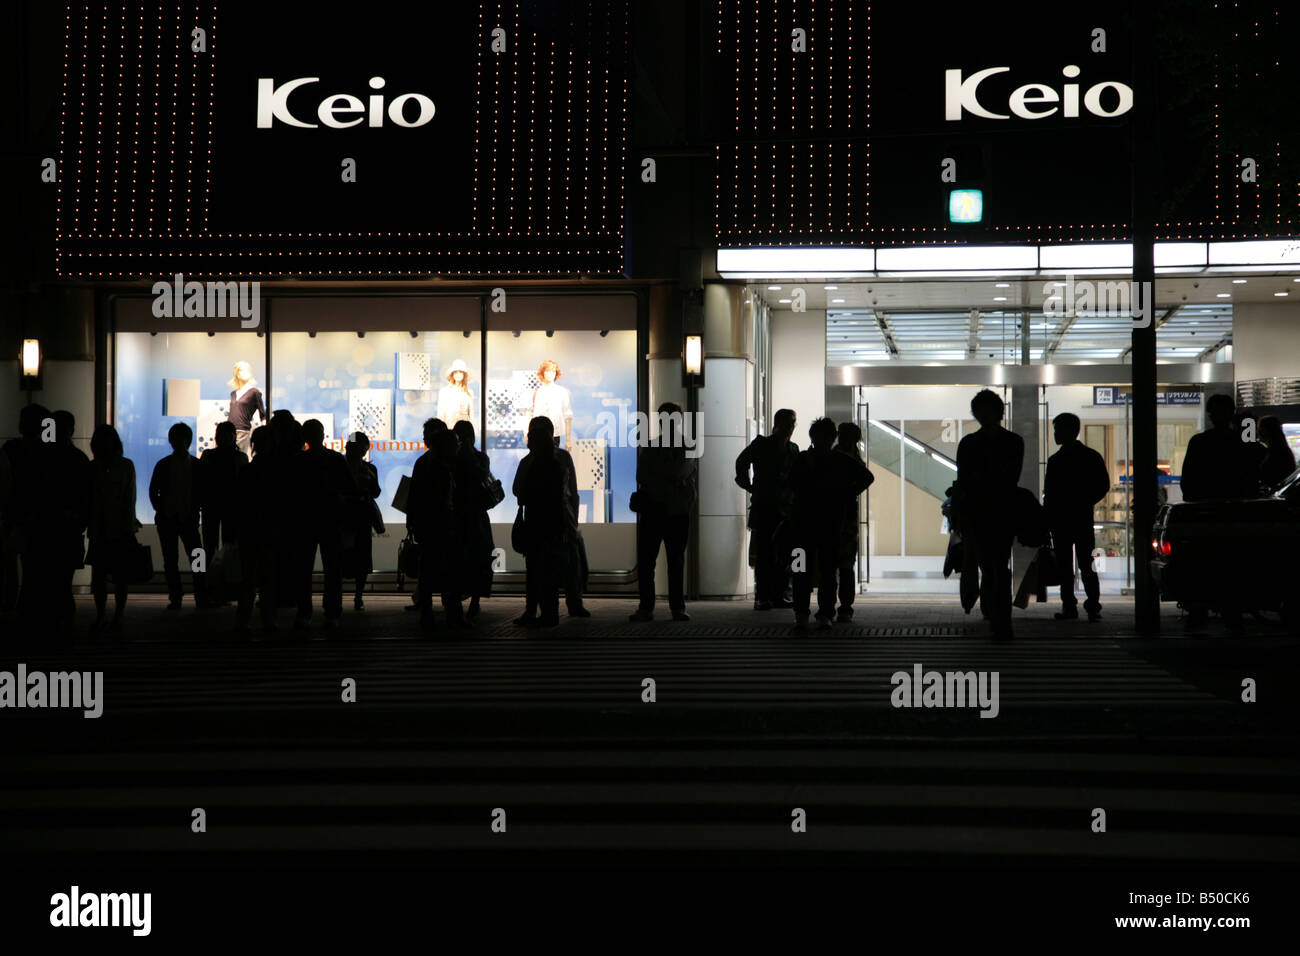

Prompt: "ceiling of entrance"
[755,275,1297,364]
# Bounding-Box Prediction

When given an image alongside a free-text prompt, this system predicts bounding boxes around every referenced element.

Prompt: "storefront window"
[269,330,482,523]
[483,329,637,524]
[114,330,264,524]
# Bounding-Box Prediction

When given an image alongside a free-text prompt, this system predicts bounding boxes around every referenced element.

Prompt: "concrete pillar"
[1010,385,1040,496]
[697,283,754,598]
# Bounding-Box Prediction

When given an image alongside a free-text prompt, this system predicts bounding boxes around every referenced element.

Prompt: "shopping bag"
[122,540,155,585]
[391,474,412,514]
[1013,552,1038,609]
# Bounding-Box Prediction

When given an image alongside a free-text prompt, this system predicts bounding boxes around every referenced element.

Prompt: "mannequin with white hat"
[437,359,474,428]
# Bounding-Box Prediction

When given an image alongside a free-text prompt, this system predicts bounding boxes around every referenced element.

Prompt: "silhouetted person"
[235,425,279,633]
[1180,394,1256,502]
[265,411,305,620]
[735,408,799,610]
[452,420,497,623]
[1043,412,1109,622]
[408,418,457,633]
[956,389,1024,642]
[200,420,247,556]
[556,440,590,618]
[833,422,873,621]
[789,418,873,629]
[630,402,699,622]
[199,421,247,606]
[294,419,356,630]
[51,410,92,624]
[0,439,13,617]
[149,422,205,610]
[1258,415,1297,492]
[343,432,381,611]
[512,416,570,628]
[3,404,55,624]
[87,424,137,633]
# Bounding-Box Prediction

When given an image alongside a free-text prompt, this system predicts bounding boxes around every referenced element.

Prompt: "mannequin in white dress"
[437,359,474,428]
[530,359,573,447]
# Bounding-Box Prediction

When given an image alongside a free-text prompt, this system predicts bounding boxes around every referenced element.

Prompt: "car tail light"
[1151,537,1171,557]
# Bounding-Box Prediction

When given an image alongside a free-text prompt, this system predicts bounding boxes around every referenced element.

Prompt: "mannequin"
[226,361,266,457]
[530,359,573,447]
[437,359,474,428]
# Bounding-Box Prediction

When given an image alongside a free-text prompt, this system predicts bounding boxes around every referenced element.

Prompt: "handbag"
[480,474,506,510]
[121,540,155,585]
[368,498,386,535]
[398,534,421,578]
[511,505,528,556]
[628,491,641,513]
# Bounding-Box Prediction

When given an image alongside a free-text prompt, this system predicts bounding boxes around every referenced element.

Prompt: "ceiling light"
[993,296,1007,302]
[995,282,1011,288]
[823,285,838,290]
[778,299,792,304]
[1216,293,1231,298]
[1232,279,1247,284]
[767,285,782,291]
[1275,292,1290,297]
[831,298,846,304]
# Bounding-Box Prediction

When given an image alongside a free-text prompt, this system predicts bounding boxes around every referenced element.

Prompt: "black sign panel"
[713,0,1299,246]
[58,0,630,278]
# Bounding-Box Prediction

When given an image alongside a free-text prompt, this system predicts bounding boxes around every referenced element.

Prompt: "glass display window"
[270,329,482,522]
[114,329,265,524]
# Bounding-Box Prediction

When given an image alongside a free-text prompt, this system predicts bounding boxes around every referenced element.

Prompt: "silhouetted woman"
[1259,416,1297,492]
[512,416,570,628]
[86,424,138,632]
[344,432,382,610]
[453,420,497,622]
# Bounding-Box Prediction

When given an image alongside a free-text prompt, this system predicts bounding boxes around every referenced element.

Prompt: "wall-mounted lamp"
[545,329,554,338]
[462,329,471,338]
[308,331,317,338]
[599,330,609,337]
[409,330,419,339]
[682,333,704,388]
[512,330,521,338]
[207,330,215,337]
[357,330,366,338]
[20,339,42,391]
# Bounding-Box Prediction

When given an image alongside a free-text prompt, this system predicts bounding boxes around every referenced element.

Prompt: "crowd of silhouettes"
[2,390,1296,641]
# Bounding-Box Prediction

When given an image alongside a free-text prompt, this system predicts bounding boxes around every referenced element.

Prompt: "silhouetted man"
[51,410,92,623]
[1180,394,1256,502]
[735,408,799,610]
[149,422,205,610]
[1179,394,1256,632]
[789,418,872,629]
[1043,412,1109,622]
[408,419,459,632]
[955,390,1024,642]
[200,421,248,564]
[295,419,356,630]
[630,402,699,622]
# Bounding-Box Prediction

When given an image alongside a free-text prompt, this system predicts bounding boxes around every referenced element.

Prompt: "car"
[1150,466,1300,628]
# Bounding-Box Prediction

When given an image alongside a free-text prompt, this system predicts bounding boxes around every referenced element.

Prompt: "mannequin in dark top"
[227,361,267,457]
[1043,412,1110,622]
[955,389,1024,642]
